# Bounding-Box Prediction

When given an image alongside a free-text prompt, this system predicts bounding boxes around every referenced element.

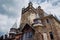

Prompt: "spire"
[12,21,17,28]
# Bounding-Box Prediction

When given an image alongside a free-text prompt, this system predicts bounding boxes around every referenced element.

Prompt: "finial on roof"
[22,7,25,10]
[28,2,33,6]
[38,6,41,9]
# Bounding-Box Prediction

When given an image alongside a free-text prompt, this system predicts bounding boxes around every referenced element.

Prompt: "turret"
[9,22,17,39]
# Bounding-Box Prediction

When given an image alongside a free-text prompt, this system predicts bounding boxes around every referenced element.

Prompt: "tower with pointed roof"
[9,22,17,39]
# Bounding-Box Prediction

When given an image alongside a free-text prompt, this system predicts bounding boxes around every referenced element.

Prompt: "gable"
[22,24,35,32]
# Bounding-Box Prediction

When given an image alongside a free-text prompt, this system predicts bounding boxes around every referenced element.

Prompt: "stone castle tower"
[9,2,60,40]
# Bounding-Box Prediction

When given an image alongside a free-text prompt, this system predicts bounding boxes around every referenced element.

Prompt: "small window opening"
[46,19,49,23]
[49,32,54,40]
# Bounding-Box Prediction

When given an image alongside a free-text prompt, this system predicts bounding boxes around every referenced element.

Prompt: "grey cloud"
[52,0,60,6]
[0,0,20,18]
[30,0,46,4]
[0,32,4,36]
[47,0,60,6]
[0,0,29,35]
[31,0,60,6]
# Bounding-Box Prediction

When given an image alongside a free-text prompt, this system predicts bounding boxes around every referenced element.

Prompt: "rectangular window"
[26,32,33,38]
[46,19,49,23]
[43,33,48,40]
[49,32,54,40]
[23,32,33,40]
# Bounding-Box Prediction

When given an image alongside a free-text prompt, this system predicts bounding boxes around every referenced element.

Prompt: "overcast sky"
[0,0,60,36]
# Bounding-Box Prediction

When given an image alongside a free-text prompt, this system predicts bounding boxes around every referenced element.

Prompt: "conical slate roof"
[12,22,17,28]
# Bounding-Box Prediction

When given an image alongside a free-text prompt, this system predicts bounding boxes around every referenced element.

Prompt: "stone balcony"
[32,23,44,27]
[32,19,44,27]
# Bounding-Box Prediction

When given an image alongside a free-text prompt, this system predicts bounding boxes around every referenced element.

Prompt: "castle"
[1,2,60,40]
